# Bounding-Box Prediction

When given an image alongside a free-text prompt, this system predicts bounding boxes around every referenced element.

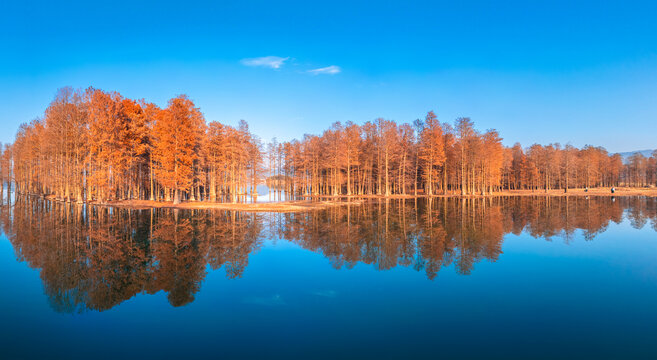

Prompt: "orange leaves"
[152,95,205,196]
[5,86,653,203]
[419,112,446,167]
[86,88,134,200]
[418,112,447,194]
[482,129,504,184]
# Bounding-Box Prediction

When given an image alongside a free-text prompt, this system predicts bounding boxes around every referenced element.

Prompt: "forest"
[1,87,656,204]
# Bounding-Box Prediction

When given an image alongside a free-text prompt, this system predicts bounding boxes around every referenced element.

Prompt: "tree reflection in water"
[0,196,655,313]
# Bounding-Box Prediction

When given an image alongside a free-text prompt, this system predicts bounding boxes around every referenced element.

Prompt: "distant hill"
[615,149,655,163]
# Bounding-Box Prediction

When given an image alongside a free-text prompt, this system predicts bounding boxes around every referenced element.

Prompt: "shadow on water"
[0,195,656,313]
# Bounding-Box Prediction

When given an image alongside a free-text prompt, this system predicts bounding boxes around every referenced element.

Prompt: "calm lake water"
[1,196,656,359]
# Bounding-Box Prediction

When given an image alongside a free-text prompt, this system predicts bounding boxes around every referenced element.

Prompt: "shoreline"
[301,187,657,199]
[14,187,657,212]
[70,199,365,212]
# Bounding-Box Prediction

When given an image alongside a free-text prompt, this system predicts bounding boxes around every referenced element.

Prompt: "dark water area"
[1,196,657,359]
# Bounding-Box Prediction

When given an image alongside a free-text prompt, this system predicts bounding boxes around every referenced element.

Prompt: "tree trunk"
[173,188,181,204]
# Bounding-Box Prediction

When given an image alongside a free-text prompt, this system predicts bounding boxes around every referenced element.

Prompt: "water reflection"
[1,196,656,313]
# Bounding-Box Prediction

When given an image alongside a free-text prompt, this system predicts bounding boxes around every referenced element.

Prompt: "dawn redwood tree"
[455,117,476,195]
[396,123,414,195]
[246,133,264,200]
[563,144,576,192]
[87,88,127,203]
[441,123,456,194]
[153,95,205,204]
[360,122,377,195]
[344,121,362,196]
[418,111,446,195]
[121,98,151,200]
[509,143,526,190]
[324,122,345,196]
[206,121,228,202]
[481,130,504,194]
[141,102,161,201]
[2,144,12,198]
[224,125,245,202]
[412,118,424,196]
[376,118,398,196]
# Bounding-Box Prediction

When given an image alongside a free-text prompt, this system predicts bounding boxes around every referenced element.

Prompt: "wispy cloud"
[240,56,289,69]
[308,65,341,75]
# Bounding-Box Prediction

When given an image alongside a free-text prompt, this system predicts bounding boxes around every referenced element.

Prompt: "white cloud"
[240,56,289,69]
[308,65,341,75]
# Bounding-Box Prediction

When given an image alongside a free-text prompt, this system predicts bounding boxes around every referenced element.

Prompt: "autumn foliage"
[5,87,262,203]
[271,113,654,196]
[2,86,656,203]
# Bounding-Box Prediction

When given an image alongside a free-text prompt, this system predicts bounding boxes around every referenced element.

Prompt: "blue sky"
[1,0,656,152]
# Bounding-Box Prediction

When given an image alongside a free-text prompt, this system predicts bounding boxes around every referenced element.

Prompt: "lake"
[1,196,656,359]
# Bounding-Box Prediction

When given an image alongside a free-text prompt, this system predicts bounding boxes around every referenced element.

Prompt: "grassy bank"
[23,186,657,212]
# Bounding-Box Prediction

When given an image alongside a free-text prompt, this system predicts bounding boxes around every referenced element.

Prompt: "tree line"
[1,87,656,204]
[271,114,656,196]
[2,87,263,204]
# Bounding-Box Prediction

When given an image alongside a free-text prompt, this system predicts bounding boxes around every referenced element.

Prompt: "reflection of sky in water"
[0,197,656,359]
[244,185,293,203]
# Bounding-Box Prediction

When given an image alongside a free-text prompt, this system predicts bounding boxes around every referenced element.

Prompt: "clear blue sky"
[1,0,656,152]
